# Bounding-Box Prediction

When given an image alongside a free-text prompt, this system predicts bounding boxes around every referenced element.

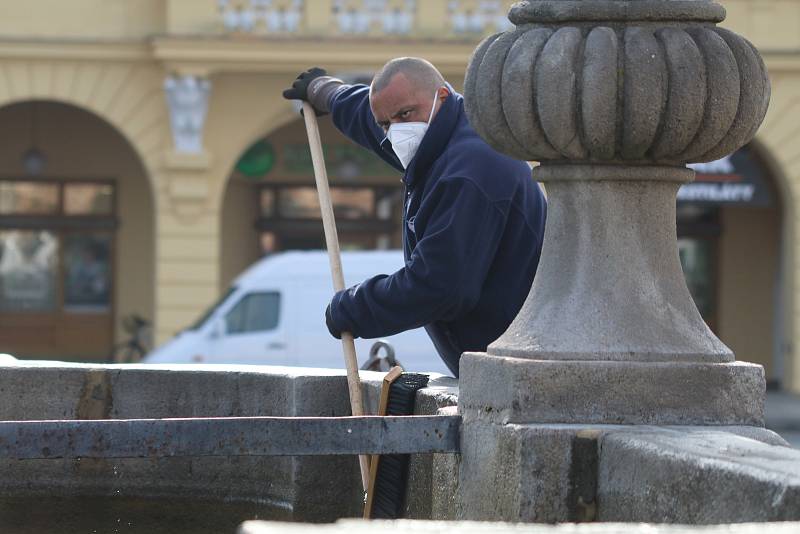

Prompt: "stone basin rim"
[509,0,726,24]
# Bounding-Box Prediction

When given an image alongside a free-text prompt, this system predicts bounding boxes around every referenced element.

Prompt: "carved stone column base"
[459,352,764,426]
[489,167,733,364]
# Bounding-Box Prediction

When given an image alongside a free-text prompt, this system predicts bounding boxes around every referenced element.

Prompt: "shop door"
[676,205,720,332]
[0,180,116,360]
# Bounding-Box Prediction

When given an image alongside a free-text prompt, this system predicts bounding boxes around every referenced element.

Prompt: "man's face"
[370,73,447,134]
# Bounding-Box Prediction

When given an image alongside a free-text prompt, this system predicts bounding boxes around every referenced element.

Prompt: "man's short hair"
[371,57,446,96]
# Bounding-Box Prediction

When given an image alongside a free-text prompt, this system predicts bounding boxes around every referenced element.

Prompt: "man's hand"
[325,303,342,340]
[283,67,344,116]
[282,67,327,102]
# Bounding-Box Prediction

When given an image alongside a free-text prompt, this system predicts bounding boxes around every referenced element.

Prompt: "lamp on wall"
[22,102,46,176]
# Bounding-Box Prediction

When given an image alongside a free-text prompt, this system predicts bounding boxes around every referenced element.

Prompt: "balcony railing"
[215,0,514,38]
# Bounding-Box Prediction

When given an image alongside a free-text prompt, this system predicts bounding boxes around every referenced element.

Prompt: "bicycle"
[110,314,151,363]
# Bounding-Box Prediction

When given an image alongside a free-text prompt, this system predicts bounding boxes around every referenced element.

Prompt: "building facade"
[0,0,796,391]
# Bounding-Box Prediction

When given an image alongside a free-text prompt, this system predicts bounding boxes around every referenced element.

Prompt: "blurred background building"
[0,0,795,392]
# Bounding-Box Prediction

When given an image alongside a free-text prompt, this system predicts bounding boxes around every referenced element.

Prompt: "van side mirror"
[209,318,225,339]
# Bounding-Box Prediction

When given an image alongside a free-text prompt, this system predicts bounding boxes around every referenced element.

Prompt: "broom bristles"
[368,372,429,519]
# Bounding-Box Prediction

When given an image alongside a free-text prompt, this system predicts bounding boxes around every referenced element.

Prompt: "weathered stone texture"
[466,2,770,165]
[403,378,459,520]
[456,424,577,522]
[456,422,792,523]
[460,353,764,426]
[458,2,773,522]
[0,362,380,523]
[487,174,734,365]
[598,429,800,523]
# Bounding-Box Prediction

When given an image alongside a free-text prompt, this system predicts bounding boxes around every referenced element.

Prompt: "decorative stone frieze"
[333,0,416,35]
[164,75,212,155]
[219,0,304,34]
[448,0,514,35]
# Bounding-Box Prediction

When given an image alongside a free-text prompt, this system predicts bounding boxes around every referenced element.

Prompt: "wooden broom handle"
[302,102,370,493]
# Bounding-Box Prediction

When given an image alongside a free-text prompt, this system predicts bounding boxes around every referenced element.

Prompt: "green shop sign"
[236,140,276,178]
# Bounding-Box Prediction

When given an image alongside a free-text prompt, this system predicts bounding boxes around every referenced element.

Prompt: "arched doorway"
[679,143,786,387]
[220,115,403,288]
[0,101,155,361]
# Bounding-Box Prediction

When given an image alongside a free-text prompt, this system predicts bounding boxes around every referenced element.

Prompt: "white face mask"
[386,90,440,169]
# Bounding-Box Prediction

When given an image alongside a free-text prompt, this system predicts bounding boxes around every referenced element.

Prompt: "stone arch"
[212,106,300,215]
[0,98,156,359]
[749,130,799,390]
[216,108,307,289]
[0,59,169,193]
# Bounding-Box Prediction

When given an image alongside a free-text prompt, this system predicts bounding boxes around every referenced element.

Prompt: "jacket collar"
[380,84,463,188]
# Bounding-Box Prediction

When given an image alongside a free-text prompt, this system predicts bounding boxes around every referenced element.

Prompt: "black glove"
[325,303,342,340]
[283,67,328,115]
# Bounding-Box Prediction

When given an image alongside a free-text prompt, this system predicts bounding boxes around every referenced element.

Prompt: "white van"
[143,250,451,376]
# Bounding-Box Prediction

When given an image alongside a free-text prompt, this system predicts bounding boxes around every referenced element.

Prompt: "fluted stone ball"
[464,0,770,165]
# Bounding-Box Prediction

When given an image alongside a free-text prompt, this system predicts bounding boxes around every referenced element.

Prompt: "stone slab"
[240,520,800,534]
[403,377,459,519]
[459,353,764,426]
[456,422,789,523]
[598,428,800,523]
[0,361,456,524]
[0,361,388,523]
[456,424,580,522]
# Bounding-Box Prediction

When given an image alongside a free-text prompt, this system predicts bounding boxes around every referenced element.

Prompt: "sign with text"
[679,147,772,206]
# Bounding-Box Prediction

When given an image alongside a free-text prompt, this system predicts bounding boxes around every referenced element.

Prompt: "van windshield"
[187,287,237,331]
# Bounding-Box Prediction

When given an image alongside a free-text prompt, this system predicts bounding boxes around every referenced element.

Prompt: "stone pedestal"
[489,167,731,364]
[459,354,764,427]
[456,0,771,522]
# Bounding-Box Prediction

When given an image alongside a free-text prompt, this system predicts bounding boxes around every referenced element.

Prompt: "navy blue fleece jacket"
[327,84,546,377]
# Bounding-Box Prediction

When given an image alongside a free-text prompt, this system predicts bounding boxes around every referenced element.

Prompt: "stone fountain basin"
[0,361,390,533]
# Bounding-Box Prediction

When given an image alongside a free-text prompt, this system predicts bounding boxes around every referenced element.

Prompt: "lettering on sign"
[679,148,771,206]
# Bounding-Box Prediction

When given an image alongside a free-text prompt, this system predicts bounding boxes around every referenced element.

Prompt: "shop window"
[64,234,112,311]
[225,291,281,334]
[0,181,59,215]
[278,187,321,219]
[277,187,376,220]
[260,189,275,217]
[678,238,715,320]
[256,183,401,255]
[64,183,114,215]
[0,179,116,316]
[332,188,374,219]
[0,229,58,311]
[676,204,720,330]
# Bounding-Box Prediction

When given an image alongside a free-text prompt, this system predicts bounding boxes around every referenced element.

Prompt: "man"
[283,58,546,377]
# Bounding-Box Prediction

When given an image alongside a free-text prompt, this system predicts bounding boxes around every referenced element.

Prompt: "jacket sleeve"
[328,177,507,339]
[329,84,405,172]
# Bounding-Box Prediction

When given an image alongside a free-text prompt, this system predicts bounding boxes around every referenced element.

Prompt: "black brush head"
[385,373,429,417]
[369,372,429,519]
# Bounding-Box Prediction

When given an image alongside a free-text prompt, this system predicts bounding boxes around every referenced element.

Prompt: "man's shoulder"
[436,123,532,186]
